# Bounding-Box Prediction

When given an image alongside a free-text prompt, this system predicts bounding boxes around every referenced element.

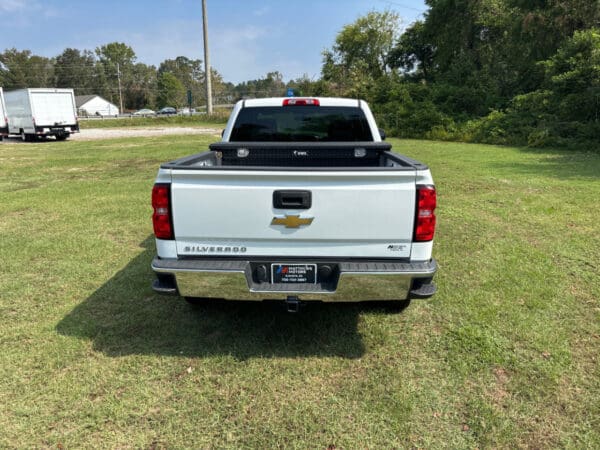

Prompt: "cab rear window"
[230,106,373,142]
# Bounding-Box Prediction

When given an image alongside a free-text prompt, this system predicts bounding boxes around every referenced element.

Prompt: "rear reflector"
[152,183,174,240]
[414,185,436,242]
[283,98,320,106]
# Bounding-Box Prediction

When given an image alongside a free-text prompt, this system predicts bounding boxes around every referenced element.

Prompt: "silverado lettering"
[184,246,247,253]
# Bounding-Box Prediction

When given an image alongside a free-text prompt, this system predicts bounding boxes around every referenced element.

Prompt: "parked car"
[157,107,177,115]
[133,109,155,116]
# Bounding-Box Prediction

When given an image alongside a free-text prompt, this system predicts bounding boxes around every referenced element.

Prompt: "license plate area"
[271,264,317,284]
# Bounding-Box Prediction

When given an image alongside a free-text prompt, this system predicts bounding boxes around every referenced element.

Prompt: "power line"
[377,0,427,14]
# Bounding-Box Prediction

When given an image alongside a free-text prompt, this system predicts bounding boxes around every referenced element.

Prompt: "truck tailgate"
[31,91,76,126]
[171,169,417,258]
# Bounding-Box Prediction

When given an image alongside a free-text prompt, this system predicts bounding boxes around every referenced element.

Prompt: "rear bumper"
[151,257,437,302]
[35,124,79,135]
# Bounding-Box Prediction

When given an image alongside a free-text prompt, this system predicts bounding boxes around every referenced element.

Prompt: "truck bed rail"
[161,142,428,171]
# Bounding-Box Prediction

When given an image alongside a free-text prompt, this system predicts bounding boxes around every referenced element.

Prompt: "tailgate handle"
[273,190,312,209]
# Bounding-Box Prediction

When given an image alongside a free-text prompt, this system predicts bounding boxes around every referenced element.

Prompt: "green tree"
[0,49,54,88]
[285,75,331,97]
[158,56,203,105]
[158,56,203,85]
[207,68,229,105]
[421,0,600,97]
[388,21,435,81]
[233,71,286,98]
[539,28,600,123]
[95,42,136,68]
[321,10,400,97]
[323,10,399,79]
[54,48,102,94]
[95,42,137,109]
[128,63,158,109]
[157,72,185,108]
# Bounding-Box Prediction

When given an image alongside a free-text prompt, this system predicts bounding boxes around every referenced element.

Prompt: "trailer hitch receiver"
[285,296,302,313]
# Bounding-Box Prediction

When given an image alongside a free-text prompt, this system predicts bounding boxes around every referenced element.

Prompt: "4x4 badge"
[271,215,314,229]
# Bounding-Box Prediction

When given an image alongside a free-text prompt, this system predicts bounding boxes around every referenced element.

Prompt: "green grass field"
[1,134,598,448]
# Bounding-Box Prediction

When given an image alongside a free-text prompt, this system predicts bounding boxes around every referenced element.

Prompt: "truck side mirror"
[379,128,386,141]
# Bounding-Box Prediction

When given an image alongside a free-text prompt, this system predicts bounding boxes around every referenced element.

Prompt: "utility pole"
[202,0,213,114]
[117,63,124,114]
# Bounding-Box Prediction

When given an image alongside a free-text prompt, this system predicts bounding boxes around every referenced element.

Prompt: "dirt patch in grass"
[490,367,510,407]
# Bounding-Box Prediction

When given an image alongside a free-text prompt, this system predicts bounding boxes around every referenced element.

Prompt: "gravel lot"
[1,126,222,143]
[73,126,222,140]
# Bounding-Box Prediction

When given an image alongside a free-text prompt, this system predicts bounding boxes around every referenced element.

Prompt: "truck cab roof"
[241,97,362,108]
[224,97,381,143]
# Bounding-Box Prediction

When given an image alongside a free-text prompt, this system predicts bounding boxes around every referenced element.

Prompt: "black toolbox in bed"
[209,142,392,167]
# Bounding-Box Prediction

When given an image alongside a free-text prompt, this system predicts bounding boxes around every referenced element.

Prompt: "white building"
[76,95,119,116]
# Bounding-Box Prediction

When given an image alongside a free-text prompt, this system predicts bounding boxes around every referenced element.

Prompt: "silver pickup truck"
[151,97,437,311]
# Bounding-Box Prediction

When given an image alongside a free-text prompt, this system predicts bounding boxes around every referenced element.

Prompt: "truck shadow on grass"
[56,237,409,359]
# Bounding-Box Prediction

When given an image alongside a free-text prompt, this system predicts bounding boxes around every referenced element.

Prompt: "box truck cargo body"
[0,88,7,138]
[5,88,79,141]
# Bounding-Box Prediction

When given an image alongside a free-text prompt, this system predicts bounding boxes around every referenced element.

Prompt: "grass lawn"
[0,134,598,448]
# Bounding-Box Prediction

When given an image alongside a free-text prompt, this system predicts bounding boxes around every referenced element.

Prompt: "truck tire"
[55,133,70,141]
[21,131,36,142]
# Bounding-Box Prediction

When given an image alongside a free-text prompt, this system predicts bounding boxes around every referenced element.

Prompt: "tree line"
[1,0,598,148]
[0,43,300,111]
[312,1,600,149]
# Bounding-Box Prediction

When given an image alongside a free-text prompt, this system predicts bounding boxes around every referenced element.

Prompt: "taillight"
[414,185,436,242]
[283,98,320,106]
[152,183,174,240]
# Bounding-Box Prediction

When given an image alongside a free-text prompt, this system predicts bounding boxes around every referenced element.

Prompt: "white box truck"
[0,88,8,140]
[5,88,79,141]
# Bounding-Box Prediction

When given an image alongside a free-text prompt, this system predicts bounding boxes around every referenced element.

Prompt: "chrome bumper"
[151,258,437,302]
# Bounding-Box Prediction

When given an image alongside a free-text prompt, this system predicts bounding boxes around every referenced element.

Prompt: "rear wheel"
[55,134,69,141]
[21,131,36,142]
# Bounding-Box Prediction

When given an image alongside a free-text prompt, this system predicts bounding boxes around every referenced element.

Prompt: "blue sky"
[0,0,428,84]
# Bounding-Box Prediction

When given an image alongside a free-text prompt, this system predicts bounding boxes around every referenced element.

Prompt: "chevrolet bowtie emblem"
[271,215,314,229]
